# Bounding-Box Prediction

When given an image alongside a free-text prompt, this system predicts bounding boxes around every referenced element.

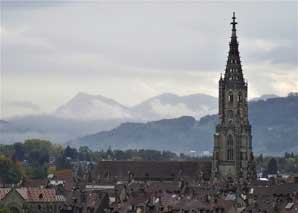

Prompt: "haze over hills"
[69,93,298,156]
[0,114,125,145]
[250,94,280,102]
[0,92,217,144]
[1,92,297,155]
[132,93,217,121]
[54,92,217,121]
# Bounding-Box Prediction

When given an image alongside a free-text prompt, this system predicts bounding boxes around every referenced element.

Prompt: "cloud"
[1,101,41,118]
[245,62,298,98]
[1,1,297,117]
[7,101,40,110]
[150,99,216,119]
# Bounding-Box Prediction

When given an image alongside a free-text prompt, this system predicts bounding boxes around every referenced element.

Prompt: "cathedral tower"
[212,13,255,180]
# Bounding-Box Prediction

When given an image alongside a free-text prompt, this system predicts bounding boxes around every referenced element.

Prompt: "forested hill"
[249,93,298,155]
[69,94,298,156]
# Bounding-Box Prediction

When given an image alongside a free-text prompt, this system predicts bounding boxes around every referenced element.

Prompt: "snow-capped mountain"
[55,92,133,120]
[54,92,218,121]
[132,93,218,121]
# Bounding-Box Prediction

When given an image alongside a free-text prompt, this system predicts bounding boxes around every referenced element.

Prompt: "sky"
[1,1,297,118]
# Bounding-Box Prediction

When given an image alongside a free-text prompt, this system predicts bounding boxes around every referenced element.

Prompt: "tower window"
[238,92,242,102]
[228,110,233,124]
[241,152,247,160]
[228,92,233,103]
[227,135,234,161]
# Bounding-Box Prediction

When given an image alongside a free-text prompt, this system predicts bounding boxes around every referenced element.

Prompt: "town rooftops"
[96,160,212,181]
[0,187,66,202]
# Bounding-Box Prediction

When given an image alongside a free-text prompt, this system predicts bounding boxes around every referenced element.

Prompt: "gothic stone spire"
[224,12,244,83]
[212,13,256,181]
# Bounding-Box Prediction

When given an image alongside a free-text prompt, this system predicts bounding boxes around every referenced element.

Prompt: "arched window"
[238,92,242,102]
[10,207,20,213]
[227,135,234,161]
[227,110,233,124]
[228,92,233,103]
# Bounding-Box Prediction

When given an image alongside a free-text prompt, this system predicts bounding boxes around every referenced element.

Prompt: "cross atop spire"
[224,12,244,83]
[231,12,237,31]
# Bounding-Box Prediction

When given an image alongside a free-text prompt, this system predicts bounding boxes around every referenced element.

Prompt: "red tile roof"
[0,188,10,200]
[54,169,74,191]
[0,187,65,202]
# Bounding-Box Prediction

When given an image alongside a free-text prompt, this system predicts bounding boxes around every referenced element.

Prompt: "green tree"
[79,146,91,161]
[27,163,48,179]
[64,146,78,160]
[0,208,10,213]
[0,155,22,184]
[13,142,25,161]
[24,139,51,152]
[267,158,278,175]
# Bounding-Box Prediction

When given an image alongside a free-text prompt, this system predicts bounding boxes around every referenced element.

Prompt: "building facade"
[0,188,65,213]
[212,13,256,180]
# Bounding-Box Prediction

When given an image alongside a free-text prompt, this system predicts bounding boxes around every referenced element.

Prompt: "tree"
[0,155,22,184]
[64,146,78,160]
[28,150,49,165]
[0,208,10,213]
[257,154,263,163]
[267,158,278,175]
[79,146,91,161]
[27,163,48,179]
[24,139,51,152]
[13,142,25,161]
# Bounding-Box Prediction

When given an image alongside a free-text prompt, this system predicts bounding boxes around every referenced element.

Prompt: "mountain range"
[1,92,297,156]
[54,92,217,121]
[68,93,298,156]
[0,92,217,144]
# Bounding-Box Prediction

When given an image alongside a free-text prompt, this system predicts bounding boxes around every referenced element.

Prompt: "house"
[0,187,65,213]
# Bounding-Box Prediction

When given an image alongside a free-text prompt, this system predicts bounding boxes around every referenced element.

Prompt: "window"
[227,135,234,161]
[241,152,247,160]
[228,92,233,103]
[238,92,242,102]
[227,110,233,124]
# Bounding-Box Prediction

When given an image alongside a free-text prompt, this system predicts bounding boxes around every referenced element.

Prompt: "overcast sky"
[1,1,297,118]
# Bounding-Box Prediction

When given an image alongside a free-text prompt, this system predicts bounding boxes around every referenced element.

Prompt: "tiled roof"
[96,160,211,180]
[0,187,65,202]
[22,178,48,187]
[54,169,74,191]
[0,188,10,200]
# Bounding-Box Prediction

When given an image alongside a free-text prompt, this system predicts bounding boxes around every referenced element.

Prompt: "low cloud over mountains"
[54,92,217,121]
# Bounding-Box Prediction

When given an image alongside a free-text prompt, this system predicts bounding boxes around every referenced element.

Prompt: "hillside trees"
[0,155,22,184]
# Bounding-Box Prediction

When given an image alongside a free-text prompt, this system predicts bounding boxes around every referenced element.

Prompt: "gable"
[1,189,25,206]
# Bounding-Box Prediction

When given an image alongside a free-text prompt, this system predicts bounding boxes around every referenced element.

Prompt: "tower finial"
[231,12,237,30]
